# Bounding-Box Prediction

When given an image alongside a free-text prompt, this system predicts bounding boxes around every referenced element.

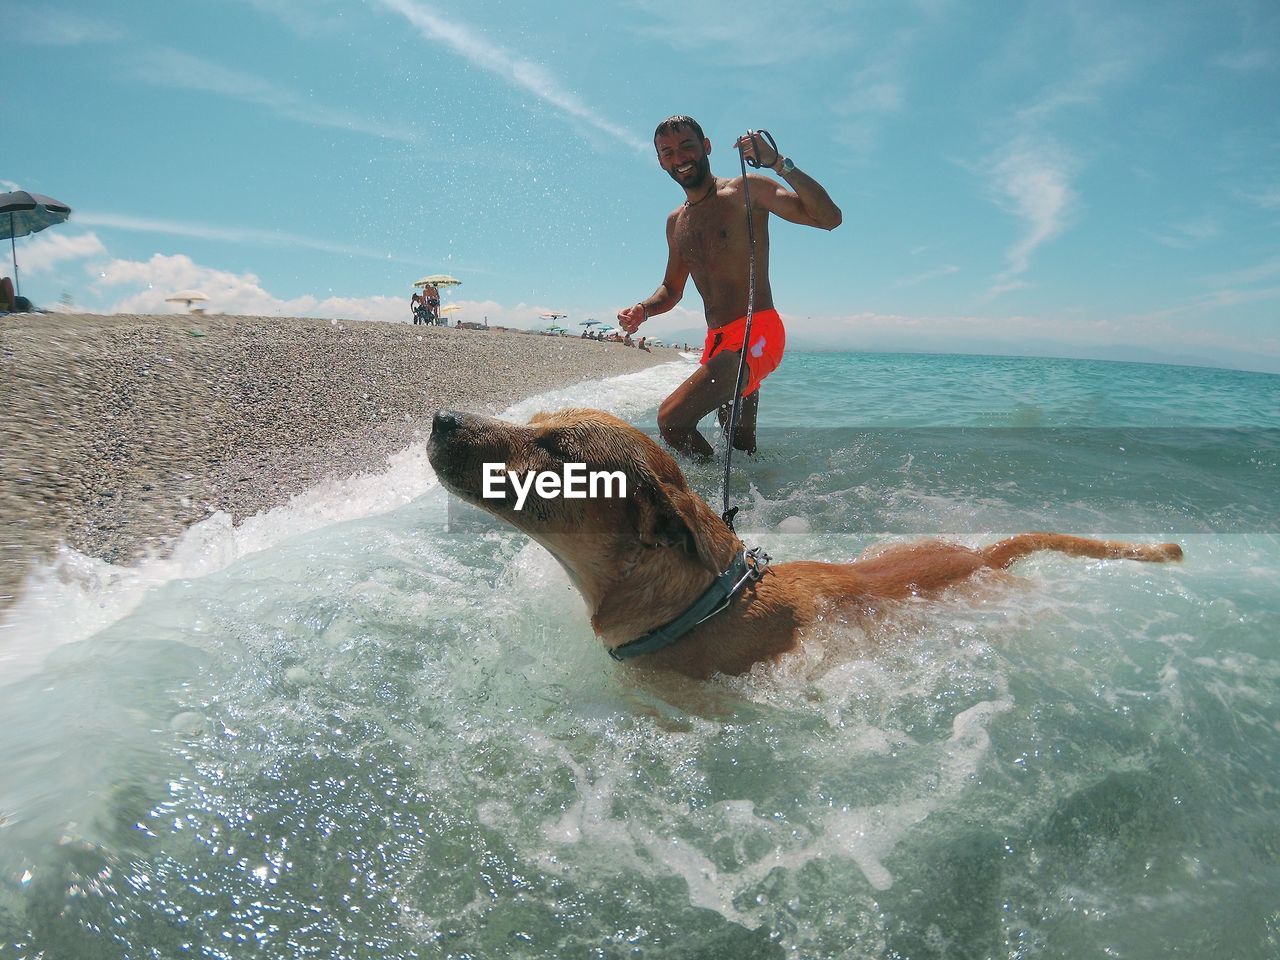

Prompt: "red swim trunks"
[701,308,786,396]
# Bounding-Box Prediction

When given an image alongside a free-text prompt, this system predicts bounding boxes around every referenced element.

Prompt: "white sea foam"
[823,696,1013,890]
[0,361,688,679]
[522,688,1013,923]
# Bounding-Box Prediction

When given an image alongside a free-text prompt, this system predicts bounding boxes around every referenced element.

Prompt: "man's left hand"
[735,132,781,171]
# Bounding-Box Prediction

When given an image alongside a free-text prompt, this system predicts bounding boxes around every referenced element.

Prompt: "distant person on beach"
[1,276,32,313]
[423,283,441,324]
[410,290,424,324]
[618,115,841,458]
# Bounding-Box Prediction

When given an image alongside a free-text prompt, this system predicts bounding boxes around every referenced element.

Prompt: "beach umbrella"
[0,190,72,297]
[440,303,462,315]
[579,319,598,327]
[165,290,208,312]
[414,274,461,288]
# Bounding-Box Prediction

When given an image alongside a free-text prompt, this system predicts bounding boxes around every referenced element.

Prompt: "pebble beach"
[0,313,668,609]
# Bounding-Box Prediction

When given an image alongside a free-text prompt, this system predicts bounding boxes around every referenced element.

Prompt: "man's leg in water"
[657,350,743,459]
[717,388,759,454]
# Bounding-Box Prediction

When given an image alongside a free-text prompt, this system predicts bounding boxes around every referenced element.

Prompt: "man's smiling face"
[655,127,712,190]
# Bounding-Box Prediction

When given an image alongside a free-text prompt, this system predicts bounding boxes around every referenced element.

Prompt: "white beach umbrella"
[165,290,208,311]
[414,274,461,288]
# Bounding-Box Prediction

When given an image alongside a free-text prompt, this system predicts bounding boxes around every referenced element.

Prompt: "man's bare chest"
[674,206,747,269]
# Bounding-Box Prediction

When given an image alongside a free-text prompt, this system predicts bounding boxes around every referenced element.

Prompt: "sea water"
[1,352,1277,959]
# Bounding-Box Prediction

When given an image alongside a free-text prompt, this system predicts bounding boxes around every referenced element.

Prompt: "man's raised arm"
[736,133,842,230]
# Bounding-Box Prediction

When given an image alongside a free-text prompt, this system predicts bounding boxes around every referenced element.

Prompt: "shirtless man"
[618,115,841,458]
[423,283,441,323]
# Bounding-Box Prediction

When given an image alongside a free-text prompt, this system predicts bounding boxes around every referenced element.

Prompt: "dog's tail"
[982,532,1183,569]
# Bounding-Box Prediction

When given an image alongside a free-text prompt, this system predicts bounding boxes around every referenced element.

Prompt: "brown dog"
[427,408,1182,679]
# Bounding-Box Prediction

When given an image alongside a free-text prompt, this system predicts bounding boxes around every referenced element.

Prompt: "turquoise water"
[2,352,1278,958]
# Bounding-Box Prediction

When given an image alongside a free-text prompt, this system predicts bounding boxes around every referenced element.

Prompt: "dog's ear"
[635,472,739,574]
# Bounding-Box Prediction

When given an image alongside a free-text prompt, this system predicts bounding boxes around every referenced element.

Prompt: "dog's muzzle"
[431,408,463,440]
[428,409,471,480]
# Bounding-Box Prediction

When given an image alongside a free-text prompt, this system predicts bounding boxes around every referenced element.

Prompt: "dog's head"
[427,408,740,626]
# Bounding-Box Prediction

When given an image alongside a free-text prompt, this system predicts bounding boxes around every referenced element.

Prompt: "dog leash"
[720,129,776,532]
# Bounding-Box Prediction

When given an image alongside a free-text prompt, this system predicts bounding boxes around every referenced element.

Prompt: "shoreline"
[0,313,671,609]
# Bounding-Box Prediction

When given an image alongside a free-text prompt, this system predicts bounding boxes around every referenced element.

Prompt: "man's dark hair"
[654,115,705,145]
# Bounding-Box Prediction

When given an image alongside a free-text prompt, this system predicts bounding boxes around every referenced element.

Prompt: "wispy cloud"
[1198,285,1280,309]
[828,47,910,160]
[12,231,107,274]
[1205,254,1280,288]
[11,6,126,46]
[985,139,1075,298]
[1213,48,1277,73]
[75,211,418,264]
[132,49,412,142]
[1245,185,1280,210]
[895,264,959,288]
[1115,253,1280,337]
[372,0,647,153]
[628,0,853,66]
[1013,57,1132,125]
[1123,285,1280,330]
[1151,215,1222,250]
[975,7,1152,299]
[998,4,1152,124]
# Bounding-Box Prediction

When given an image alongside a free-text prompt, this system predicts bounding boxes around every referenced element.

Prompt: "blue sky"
[6,0,1279,372]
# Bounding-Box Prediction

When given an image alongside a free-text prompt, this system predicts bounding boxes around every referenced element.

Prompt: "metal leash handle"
[740,129,779,169]
[721,131,766,530]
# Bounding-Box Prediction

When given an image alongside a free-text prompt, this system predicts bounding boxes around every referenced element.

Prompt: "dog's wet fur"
[428,408,1183,679]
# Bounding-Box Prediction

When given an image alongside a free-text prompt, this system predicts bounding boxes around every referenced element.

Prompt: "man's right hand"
[617,303,645,334]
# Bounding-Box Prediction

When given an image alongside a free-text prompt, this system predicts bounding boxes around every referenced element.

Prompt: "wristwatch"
[776,157,796,176]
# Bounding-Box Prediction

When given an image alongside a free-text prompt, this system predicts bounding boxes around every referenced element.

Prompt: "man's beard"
[669,153,712,190]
